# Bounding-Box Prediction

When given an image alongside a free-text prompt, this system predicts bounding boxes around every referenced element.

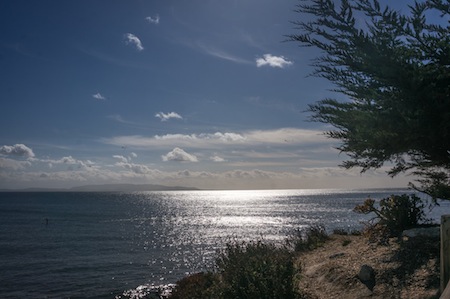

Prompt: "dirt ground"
[296,234,441,299]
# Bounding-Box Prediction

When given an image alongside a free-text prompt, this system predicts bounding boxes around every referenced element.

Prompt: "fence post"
[442,215,450,294]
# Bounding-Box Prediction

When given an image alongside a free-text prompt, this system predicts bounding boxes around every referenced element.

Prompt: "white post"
[441,215,450,295]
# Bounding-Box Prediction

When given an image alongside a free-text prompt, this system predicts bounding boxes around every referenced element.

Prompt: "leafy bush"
[170,272,219,299]
[333,228,349,235]
[341,239,352,247]
[171,226,330,298]
[287,224,329,252]
[354,194,430,236]
[333,228,362,236]
[215,240,300,299]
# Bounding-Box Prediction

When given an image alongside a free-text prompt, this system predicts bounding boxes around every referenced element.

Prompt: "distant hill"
[69,184,198,192]
[0,184,199,192]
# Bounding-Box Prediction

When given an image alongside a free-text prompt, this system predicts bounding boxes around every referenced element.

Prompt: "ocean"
[0,189,448,298]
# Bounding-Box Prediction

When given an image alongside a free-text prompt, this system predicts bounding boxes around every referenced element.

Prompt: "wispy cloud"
[107,114,151,130]
[256,54,293,68]
[78,46,151,70]
[192,42,252,64]
[146,14,160,25]
[102,128,330,149]
[155,112,183,122]
[108,114,127,123]
[0,144,35,158]
[162,147,198,162]
[124,33,144,51]
[245,96,299,113]
[92,92,106,100]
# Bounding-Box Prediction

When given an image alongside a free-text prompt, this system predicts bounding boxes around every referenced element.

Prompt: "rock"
[329,252,345,259]
[402,227,440,238]
[358,264,376,291]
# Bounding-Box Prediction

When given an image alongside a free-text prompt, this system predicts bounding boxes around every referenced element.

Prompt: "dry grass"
[296,234,440,299]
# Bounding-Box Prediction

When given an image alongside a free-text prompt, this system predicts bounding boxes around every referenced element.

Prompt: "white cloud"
[0,158,31,170]
[115,162,155,174]
[113,155,128,163]
[162,147,198,162]
[146,14,160,24]
[124,33,144,51]
[245,128,324,144]
[130,152,137,158]
[0,144,35,158]
[60,156,77,164]
[155,112,183,122]
[92,93,106,100]
[210,155,225,162]
[37,156,92,170]
[209,132,246,142]
[102,128,329,149]
[256,54,293,68]
[0,157,412,190]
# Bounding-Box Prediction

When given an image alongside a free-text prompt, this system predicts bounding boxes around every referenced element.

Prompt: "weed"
[215,240,300,299]
[287,224,329,252]
[342,239,352,246]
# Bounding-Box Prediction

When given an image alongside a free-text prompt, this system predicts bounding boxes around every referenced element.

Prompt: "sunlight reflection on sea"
[1,188,448,298]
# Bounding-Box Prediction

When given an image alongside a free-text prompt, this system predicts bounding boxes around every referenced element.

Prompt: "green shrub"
[354,194,430,236]
[171,226,330,298]
[333,228,362,236]
[333,228,349,235]
[342,239,352,246]
[171,272,220,299]
[215,240,300,299]
[349,229,362,236]
[287,224,329,252]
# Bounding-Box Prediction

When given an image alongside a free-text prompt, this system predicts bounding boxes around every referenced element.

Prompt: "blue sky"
[0,0,420,190]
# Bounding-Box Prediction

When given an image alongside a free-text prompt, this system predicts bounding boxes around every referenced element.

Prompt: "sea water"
[0,189,448,298]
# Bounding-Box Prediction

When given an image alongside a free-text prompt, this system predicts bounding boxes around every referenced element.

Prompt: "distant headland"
[0,184,199,192]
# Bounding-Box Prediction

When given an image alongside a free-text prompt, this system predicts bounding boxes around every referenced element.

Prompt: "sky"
[0,0,422,190]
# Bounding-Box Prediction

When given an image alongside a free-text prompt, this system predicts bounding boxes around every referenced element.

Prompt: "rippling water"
[0,189,447,298]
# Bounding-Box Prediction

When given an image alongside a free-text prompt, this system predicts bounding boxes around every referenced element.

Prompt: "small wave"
[116,284,176,299]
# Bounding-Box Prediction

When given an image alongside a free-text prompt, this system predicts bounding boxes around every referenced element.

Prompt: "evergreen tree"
[288,0,450,200]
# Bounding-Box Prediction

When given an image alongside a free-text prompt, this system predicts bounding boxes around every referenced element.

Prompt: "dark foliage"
[215,240,301,299]
[287,224,329,252]
[170,272,219,299]
[288,0,450,201]
[354,194,431,237]
[171,238,307,299]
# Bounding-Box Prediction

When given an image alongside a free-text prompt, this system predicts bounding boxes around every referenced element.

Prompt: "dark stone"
[329,252,345,259]
[358,264,376,291]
